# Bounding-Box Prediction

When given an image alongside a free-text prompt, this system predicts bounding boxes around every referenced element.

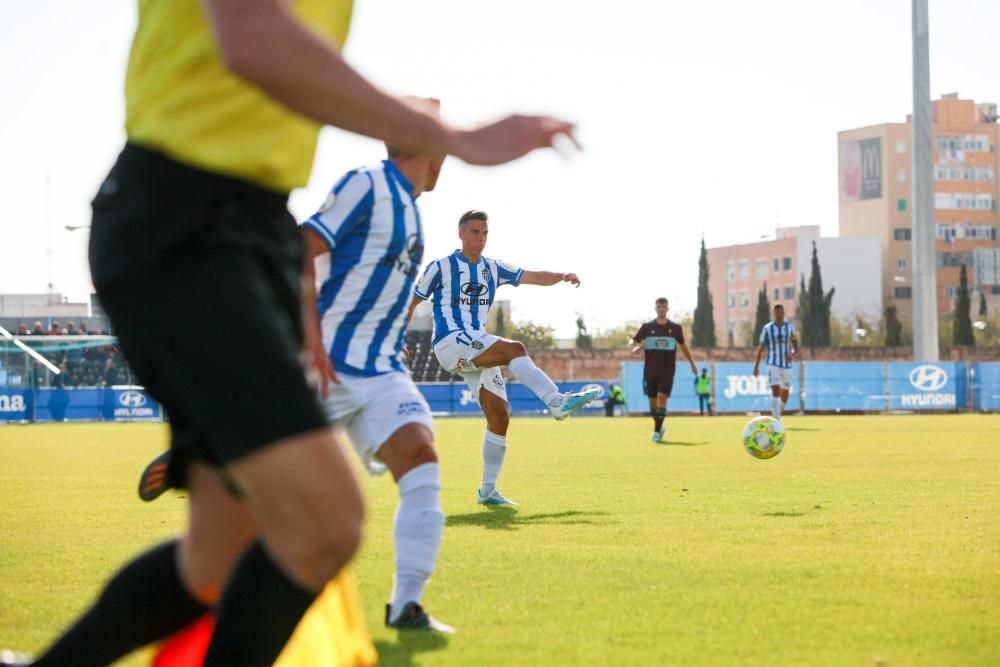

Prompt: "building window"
[727,293,736,308]
[782,257,792,271]
[894,286,912,299]
[773,257,780,272]
[897,198,907,211]
[937,252,974,269]
[783,286,794,300]
[896,168,906,183]
[898,257,908,270]
[773,287,780,301]
[726,261,736,282]
[738,260,750,281]
[896,139,906,153]
[756,259,768,279]
[943,286,958,298]
[894,228,912,241]
[739,290,750,308]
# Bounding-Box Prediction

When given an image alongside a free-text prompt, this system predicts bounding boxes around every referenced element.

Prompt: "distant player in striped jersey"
[753,303,798,421]
[300,97,453,634]
[407,210,599,506]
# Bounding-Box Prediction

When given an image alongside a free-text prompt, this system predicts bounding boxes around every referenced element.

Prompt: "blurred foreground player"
[3,0,578,664]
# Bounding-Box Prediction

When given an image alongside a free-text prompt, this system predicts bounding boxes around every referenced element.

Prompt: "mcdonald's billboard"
[839,137,882,201]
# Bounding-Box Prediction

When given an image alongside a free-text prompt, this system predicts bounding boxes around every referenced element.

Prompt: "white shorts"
[767,366,792,390]
[459,366,508,406]
[320,371,433,476]
[433,329,499,373]
[433,330,507,405]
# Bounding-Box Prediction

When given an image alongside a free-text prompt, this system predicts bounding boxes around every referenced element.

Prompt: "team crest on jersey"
[471,340,485,350]
[318,191,337,214]
[482,267,491,282]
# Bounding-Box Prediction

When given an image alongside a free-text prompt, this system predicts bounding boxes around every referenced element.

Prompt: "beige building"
[707,226,881,346]
[838,94,1000,318]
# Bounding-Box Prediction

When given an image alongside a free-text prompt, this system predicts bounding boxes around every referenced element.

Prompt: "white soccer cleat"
[477,487,518,506]
[550,387,601,421]
[650,431,661,443]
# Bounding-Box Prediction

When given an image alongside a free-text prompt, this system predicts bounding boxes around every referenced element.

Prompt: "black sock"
[653,408,665,432]
[35,540,207,667]
[202,540,318,667]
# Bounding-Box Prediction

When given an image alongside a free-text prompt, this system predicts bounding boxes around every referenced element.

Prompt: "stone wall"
[529,346,1000,381]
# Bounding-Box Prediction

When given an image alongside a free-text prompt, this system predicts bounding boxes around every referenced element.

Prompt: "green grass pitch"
[1,415,998,666]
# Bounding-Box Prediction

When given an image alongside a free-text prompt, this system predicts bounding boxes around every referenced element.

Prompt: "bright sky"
[1,1,998,337]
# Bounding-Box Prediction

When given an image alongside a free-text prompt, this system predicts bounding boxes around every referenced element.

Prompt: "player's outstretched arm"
[203,0,575,165]
[300,228,339,397]
[519,271,581,287]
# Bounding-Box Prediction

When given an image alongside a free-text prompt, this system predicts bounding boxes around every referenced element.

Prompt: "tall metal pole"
[911,0,938,360]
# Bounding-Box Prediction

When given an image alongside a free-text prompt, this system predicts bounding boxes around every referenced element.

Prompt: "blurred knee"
[269,504,363,590]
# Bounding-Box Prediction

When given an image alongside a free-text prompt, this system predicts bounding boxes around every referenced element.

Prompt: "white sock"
[508,356,561,406]
[772,397,782,419]
[480,430,507,495]
[781,400,788,416]
[390,462,444,622]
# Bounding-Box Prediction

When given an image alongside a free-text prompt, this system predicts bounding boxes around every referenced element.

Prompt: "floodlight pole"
[911,0,938,361]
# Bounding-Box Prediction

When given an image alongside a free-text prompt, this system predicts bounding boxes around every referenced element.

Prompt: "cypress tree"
[692,238,717,347]
[753,282,771,343]
[953,264,974,345]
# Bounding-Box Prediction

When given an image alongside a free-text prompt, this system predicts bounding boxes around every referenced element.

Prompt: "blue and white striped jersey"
[414,251,523,344]
[301,160,423,376]
[759,320,796,369]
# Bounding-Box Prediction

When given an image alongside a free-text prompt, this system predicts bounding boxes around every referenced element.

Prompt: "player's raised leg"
[375,424,455,634]
[472,339,598,420]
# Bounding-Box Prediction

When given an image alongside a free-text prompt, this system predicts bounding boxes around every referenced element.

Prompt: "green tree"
[575,314,593,349]
[753,282,770,343]
[979,290,988,317]
[803,242,835,347]
[593,321,642,349]
[509,320,555,349]
[692,238,717,347]
[883,302,903,346]
[796,273,809,333]
[953,264,975,345]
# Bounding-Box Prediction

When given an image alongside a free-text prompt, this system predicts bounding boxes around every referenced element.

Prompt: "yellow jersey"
[125,0,353,193]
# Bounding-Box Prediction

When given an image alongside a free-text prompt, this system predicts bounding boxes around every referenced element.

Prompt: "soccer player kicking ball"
[753,303,798,421]
[407,210,600,507]
[300,98,454,634]
[631,298,698,443]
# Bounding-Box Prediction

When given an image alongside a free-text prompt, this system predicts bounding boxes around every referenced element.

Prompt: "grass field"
[1,415,999,666]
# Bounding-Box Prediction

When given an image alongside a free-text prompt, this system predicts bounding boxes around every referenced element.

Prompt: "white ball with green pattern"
[742,415,785,459]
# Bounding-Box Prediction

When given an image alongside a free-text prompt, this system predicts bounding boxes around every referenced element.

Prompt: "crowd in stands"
[42,345,131,389]
[16,321,109,336]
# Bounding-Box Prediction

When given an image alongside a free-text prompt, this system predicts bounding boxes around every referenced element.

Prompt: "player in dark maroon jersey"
[631,298,698,442]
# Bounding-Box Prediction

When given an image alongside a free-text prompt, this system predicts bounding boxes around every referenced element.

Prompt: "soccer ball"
[742,416,785,459]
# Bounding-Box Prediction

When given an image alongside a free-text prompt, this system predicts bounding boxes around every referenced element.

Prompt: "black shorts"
[89,143,327,485]
[643,369,676,398]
